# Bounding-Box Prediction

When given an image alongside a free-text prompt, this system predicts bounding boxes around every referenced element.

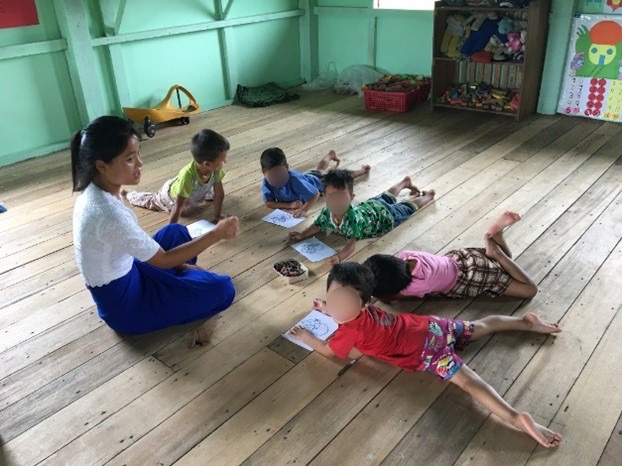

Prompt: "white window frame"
[373,0,436,11]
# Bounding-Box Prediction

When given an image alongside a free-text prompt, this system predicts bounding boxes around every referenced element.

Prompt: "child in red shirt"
[289,262,563,449]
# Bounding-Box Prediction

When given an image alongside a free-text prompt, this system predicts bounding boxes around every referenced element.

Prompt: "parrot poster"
[558,15,622,122]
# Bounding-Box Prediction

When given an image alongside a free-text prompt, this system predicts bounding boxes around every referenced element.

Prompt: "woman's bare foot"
[488,211,521,236]
[179,263,206,272]
[524,312,561,334]
[188,322,214,348]
[514,412,563,448]
[413,189,435,208]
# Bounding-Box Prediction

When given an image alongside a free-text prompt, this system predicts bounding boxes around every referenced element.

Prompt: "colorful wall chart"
[581,0,622,15]
[558,14,622,122]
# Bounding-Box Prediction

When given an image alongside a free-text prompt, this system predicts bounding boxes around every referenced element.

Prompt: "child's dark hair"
[191,129,230,163]
[323,169,354,194]
[327,262,375,303]
[363,254,412,297]
[260,147,287,171]
[70,116,139,192]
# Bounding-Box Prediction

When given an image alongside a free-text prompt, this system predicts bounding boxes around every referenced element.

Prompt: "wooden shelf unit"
[431,0,550,121]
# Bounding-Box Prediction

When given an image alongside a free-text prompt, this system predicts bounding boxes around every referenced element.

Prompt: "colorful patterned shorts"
[444,248,512,298]
[416,315,475,381]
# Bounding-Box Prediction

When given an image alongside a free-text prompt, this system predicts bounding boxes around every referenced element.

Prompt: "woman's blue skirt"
[87,224,235,334]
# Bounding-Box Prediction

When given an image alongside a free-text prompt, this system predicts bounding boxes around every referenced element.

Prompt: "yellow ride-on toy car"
[123,84,200,138]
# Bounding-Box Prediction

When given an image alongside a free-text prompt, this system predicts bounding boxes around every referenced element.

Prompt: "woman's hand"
[213,216,239,240]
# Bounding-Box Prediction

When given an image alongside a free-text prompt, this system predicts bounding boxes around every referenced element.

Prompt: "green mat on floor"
[235,82,299,108]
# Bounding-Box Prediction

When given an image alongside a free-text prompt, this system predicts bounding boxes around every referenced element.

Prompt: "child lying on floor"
[363,211,537,301]
[289,262,563,449]
[261,147,370,218]
[125,129,229,224]
[289,169,435,265]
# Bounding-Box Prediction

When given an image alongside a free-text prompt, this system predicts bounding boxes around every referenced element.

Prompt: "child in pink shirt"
[288,262,562,449]
[363,212,537,301]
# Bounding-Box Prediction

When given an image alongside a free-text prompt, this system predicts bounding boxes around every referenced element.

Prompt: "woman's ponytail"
[69,116,139,193]
[70,129,83,192]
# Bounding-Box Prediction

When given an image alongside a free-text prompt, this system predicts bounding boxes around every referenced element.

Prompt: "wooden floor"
[1,91,622,466]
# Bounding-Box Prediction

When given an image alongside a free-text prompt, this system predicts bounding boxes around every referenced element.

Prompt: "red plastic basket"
[363,83,430,113]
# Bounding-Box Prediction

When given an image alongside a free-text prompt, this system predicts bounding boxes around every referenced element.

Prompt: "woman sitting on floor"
[71,116,238,335]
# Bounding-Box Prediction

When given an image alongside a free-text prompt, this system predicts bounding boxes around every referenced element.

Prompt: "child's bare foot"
[523,312,561,334]
[327,149,341,166]
[488,211,521,236]
[404,176,421,196]
[514,412,563,448]
[388,176,418,196]
[413,189,435,208]
[351,164,372,179]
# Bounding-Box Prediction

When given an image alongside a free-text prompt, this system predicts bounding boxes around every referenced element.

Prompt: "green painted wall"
[537,0,579,114]
[0,0,80,167]
[1,0,610,168]
[316,0,434,76]
[0,0,303,167]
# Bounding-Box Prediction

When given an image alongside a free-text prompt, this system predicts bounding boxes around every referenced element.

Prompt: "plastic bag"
[302,62,338,91]
[334,65,385,96]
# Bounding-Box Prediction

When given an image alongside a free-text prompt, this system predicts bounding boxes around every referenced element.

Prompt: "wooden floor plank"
[599,411,622,466]
[527,296,622,465]
[104,349,294,466]
[42,352,341,466]
[2,357,172,465]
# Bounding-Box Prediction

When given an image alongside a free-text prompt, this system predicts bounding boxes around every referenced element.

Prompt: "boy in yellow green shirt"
[126,129,228,224]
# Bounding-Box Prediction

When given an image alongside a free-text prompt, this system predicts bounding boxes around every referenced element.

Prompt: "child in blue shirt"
[260,147,371,217]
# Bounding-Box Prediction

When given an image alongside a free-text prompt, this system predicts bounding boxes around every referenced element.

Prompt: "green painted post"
[216,0,239,100]
[537,0,580,114]
[368,16,377,67]
[54,0,106,124]
[299,0,313,82]
[99,1,132,110]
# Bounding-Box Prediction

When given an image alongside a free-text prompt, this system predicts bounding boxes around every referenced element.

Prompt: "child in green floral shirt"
[289,169,435,265]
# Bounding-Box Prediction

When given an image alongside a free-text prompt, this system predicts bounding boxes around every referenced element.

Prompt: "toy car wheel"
[182,117,190,125]
[145,124,156,138]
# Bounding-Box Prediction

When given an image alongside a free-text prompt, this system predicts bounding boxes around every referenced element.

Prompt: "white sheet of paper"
[187,220,216,238]
[291,236,337,262]
[283,310,339,351]
[262,209,305,228]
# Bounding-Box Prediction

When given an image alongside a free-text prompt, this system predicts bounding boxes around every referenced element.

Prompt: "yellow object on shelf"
[123,84,200,138]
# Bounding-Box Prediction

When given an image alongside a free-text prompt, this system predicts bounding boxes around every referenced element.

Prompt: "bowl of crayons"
[273,259,309,284]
